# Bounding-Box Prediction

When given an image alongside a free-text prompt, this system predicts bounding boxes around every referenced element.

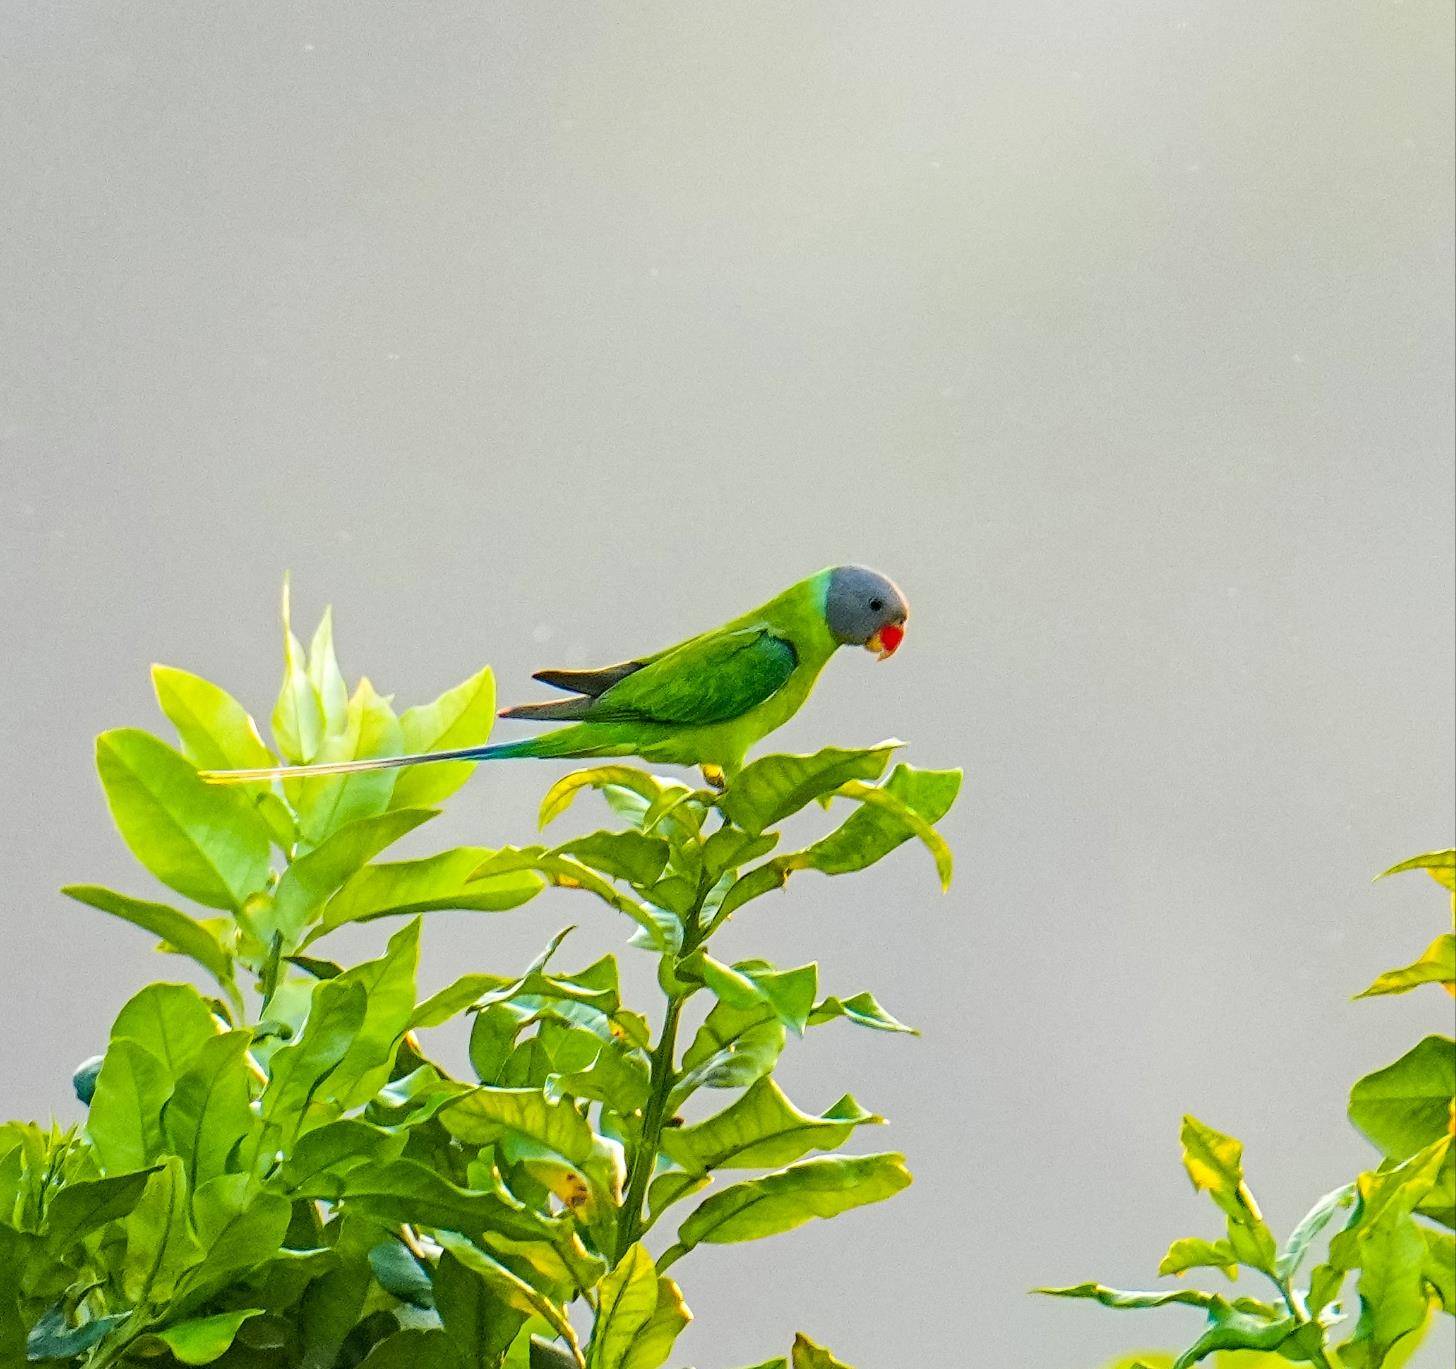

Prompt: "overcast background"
[3,4,1453,1366]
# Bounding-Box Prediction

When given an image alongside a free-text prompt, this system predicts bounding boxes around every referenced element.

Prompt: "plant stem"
[616,993,685,1261]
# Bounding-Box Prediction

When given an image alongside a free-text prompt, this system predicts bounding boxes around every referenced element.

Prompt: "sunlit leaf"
[662,1078,880,1175]
[161,1030,256,1189]
[719,742,901,835]
[673,1152,910,1250]
[538,768,682,830]
[1358,934,1456,999]
[790,1334,854,1369]
[272,579,325,764]
[1177,1116,1276,1274]
[1349,1036,1456,1161]
[393,666,496,810]
[307,607,350,738]
[292,679,403,846]
[269,807,438,945]
[587,1244,658,1369]
[87,1039,169,1172]
[1156,1237,1237,1280]
[439,1087,595,1165]
[1377,850,1455,890]
[121,1156,202,1303]
[556,832,671,889]
[314,847,544,940]
[153,665,275,772]
[95,729,271,911]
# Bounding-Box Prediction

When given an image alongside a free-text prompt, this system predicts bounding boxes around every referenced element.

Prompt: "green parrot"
[201,565,908,787]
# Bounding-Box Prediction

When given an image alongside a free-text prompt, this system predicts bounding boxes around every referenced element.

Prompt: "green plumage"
[201,566,908,787]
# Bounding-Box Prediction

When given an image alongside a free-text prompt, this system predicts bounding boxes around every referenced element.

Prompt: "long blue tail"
[199,738,544,786]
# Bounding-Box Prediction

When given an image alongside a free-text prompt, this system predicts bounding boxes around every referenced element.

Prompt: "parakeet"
[201,565,907,786]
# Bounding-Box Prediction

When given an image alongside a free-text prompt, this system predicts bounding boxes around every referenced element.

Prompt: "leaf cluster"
[1042,850,1456,1368]
[0,589,961,1368]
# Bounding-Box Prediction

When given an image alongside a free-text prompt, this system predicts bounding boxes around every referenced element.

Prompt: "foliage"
[0,588,960,1368]
[1047,851,1456,1369]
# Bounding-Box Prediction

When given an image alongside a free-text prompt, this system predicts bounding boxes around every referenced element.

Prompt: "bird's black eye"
[869,598,884,612]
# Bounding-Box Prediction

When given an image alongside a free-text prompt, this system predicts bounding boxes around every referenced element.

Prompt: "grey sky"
[2,4,1452,1365]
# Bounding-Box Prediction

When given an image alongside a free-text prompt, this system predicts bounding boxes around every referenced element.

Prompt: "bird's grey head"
[823,565,909,658]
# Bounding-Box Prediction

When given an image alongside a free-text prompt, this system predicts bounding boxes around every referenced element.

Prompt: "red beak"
[867,622,905,660]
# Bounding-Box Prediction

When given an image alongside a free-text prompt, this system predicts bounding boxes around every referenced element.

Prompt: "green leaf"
[369,1238,435,1308]
[806,992,917,1035]
[439,1088,595,1165]
[1172,1300,1296,1368]
[272,578,325,764]
[1340,1201,1431,1366]
[62,887,239,1010]
[250,978,367,1165]
[672,1001,786,1107]
[538,767,682,830]
[588,1244,658,1369]
[789,764,960,888]
[1349,1036,1456,1161]
[676,954,817,1035]
[1178,1116,1277,1274]
[24,1308,127,1362]
[1032,1283,1266,1312]
[358,1329,461,1367]
[153,665,275,772]
[319,918,421,1108]
[1358,934,1456,998]
[1156,1237,1238,1280]
[674,1152,911,1250]
[790,1334,853,1369]
[556,832,671,889]
[618,1276,690,1369]
[1377,850,1456,889]
[145,1310,264,1365]
[1276,1183,1356,1280]
[720,742,901,835]
[393,666,497,810]
[269,807,438,945]
[292,679,403,846]
[122,1156,202,1303]
[314,847,545,940]
[42,1166,157,1251]
[110,981,219,1078]
[94,729,272,911]
[436,1233,582,1364]
[471,847,671,951]
[332,1160,562,1244]
[1423,1227,1455,1312]
[275,1118,407,1196]
[663,1078,881,1175]
[185,1173,292,1292]
[162,1030,256,1189]
[87,1039,170,1172]
[307,607,350,737]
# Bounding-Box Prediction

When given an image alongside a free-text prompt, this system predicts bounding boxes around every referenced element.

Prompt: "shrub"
[0,588,959,1369]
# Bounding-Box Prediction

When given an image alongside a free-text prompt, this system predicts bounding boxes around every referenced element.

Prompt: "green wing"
[587,628,799,726]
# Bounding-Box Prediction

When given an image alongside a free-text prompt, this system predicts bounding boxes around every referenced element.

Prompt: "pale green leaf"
[153,665,274,772]
[95,729,271,911]
[588,1244,658,1369]
[272,578,324,763]
[307,607,350,738]
[720,742,901,835]
[392,666,497,809]
[87,1039,170,1173]
[292,679,403,846]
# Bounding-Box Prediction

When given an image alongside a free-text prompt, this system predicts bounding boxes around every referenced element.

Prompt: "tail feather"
[199,741,529,786]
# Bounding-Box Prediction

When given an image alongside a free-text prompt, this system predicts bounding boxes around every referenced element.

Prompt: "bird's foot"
[700,763,727,791]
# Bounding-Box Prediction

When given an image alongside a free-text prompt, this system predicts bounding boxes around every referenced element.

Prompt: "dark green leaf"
[436,1235,581,1364]
[1172,1300,1296,1368]
[94,729,272,910]
[555,832,670,889]
[358,1329,462,1368]
[25,1307,126,1362]
[369,1239,435,1309]
[334,1160,562,1244]
[275,1118,406,1196]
